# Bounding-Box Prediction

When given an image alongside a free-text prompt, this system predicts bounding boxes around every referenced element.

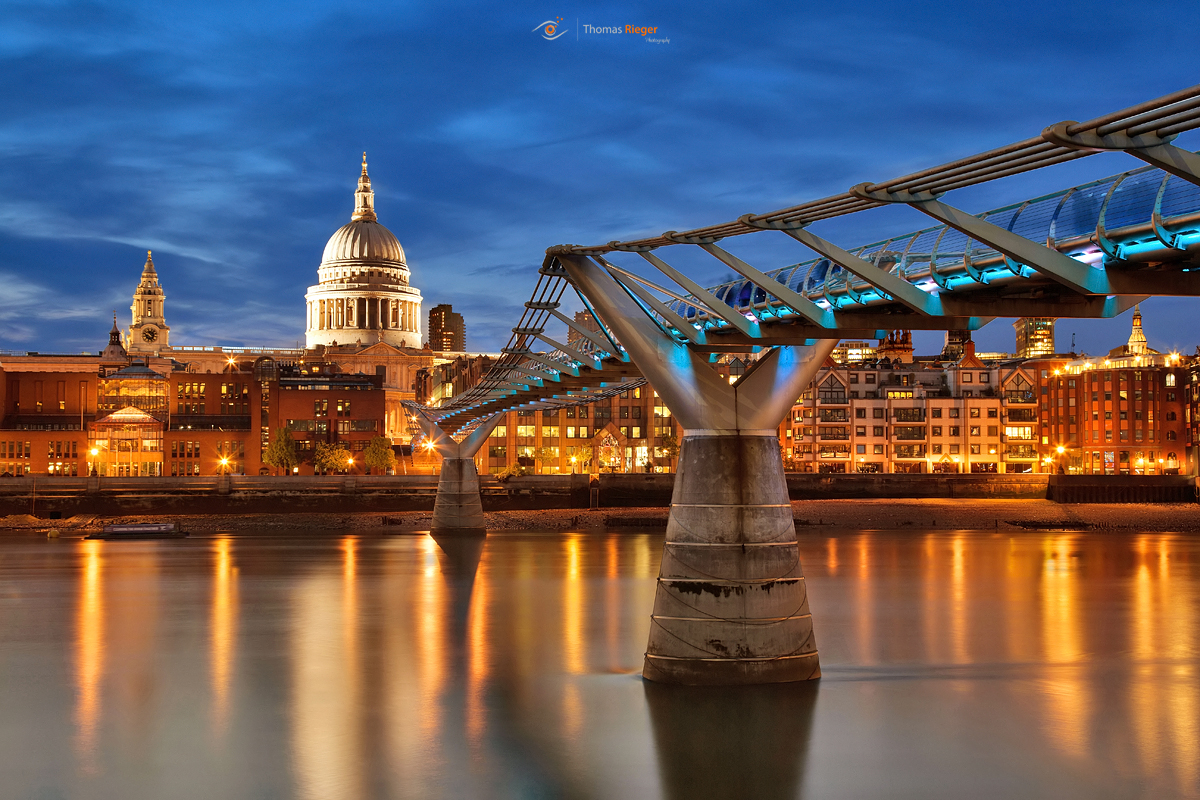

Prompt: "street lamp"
[570,455,577,474]
[219,456,230,475]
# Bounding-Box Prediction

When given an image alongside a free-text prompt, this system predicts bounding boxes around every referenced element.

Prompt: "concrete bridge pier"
[416,414,503,535]
[558,253,835,685]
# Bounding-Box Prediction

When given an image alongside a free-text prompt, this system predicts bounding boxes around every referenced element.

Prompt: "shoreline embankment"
[3,497,1199,535]
[0,473,1194,521]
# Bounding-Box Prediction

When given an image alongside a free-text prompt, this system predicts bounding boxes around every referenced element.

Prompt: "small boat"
[87,522,188,540]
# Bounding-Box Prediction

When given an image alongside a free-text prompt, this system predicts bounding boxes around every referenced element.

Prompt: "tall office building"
[942,330,972,361]
[428,303,465,352]
[1014,318,1055,358]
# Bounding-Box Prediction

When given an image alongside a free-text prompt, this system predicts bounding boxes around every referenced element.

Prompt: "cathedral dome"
[305,154,424,350]
[321,219,406,265]
[318,153,407,267]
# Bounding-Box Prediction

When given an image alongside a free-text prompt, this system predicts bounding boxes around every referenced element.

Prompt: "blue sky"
[2,0,1199,358]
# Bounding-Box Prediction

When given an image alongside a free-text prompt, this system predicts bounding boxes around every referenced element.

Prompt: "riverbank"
[2,498,1198,533]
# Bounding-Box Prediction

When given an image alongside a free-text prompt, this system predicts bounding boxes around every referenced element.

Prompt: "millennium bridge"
[410,85,1200,685]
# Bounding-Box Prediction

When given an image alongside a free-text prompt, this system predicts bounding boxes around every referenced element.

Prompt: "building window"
[818,377,847,403]
[873,444,884,454]
[873,408,884,419]
[961,373,973,383]
[931,426,942,436]
[873,426,884,437]
[932,444,943,454]
[949,426,960,436]
[855,408,866,418]
[856,444,866,454]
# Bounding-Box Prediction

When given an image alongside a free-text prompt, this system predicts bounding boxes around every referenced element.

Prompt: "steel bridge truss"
[427,84,1200,434]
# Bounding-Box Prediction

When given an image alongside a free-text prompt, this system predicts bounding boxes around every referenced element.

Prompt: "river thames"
[0,529,1196,799]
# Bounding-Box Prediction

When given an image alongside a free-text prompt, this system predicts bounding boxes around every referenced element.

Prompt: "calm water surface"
[0,529,1197,799]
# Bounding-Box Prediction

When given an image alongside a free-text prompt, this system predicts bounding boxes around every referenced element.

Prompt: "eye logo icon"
[534,18,568,40]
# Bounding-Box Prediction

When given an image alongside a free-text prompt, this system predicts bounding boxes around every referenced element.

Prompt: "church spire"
[352,152,377,222]
[1127,303,1148,355]
[138,250,161,292]
[109,312,122,345]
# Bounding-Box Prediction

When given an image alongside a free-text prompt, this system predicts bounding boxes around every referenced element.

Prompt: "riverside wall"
[0,473,1194,518]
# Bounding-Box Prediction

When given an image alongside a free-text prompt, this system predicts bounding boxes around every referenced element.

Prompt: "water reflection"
[291,536,363,800]
[645,681,817,800]
[6,529,1195,798]
[74,539,104,770]
[210,535,237,734]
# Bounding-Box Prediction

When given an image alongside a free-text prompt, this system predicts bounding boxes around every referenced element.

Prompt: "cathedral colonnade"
[308,297,421,335]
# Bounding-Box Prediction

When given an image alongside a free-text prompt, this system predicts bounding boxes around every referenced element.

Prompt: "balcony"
[818,428,849,441]
[893,426,926,441]
[1006,445,1037,459]
[1004,391,1036,404]
[818,409,849,422]
[817,394,849,406]
[894,445,926,459]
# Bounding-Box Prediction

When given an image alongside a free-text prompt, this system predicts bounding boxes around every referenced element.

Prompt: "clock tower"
[128,250,170,355]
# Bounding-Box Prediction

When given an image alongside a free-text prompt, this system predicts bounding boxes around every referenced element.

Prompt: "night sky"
[3,0,1200,358]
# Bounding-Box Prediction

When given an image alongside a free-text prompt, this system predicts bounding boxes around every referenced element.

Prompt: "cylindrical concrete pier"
[432,458,487,534]
[643,433,819,685]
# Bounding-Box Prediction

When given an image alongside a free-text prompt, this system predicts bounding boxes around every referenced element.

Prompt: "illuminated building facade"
[831,340,877,363]
[1014,317,1056,358]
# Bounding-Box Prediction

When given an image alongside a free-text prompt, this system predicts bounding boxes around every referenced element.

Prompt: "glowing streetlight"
[90,448,99,457]
[1056,445,1065,454]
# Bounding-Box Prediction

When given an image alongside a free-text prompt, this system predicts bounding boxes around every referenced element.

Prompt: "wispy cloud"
[0,0,1198,357]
